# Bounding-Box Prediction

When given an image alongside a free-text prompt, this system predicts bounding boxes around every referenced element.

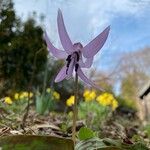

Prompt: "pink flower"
[44,9,110,90]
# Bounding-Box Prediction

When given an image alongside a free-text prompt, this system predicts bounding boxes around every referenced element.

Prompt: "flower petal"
[44,32,67,59]
[57,9,73,54]
[82,26,110,58]
[77,67,104,91]
[55,66,67,82]
[79,57,93,68]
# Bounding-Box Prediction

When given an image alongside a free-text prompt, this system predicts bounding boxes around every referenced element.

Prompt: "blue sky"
[13,0,150,71]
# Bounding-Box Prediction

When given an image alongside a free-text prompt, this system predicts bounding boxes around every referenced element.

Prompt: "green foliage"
[75,137,149,150]
[78,127,96,140]
[129,142,149,150]
[0,0,47,96]
[78,101,110,129]
[143,124,150,138]
[0,97,27,115]
[36,93,48,115]
[121,74,137,100]
[0,135,74,150]
[116,96,137,111]
[76,126,149,150]
[75,138,105,150]
[35,90,58,115]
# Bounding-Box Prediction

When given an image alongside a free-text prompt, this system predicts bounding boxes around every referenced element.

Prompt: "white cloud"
[13,0,150,70]
[14,0,150,39]
[69,0,150,35]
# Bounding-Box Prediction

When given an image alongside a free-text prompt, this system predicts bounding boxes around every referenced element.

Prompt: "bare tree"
[114,47,150,100]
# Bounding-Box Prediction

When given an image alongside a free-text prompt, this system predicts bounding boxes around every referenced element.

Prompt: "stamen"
[66,55,71,74]
[65,51,80,74]
[75,63,79,72]
[66,67,69,74]
[66,55,71,61]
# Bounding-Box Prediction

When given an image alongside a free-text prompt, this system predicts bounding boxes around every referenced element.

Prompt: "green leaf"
[0,135,74,150]
[36,94,49,115]
[103,138,122,147]
[126,142,149,150]
[76,137,149,150]
[75,137,121,150]
[78,127,95,140]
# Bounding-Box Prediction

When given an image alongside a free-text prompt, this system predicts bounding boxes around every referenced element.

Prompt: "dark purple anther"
[75,64,79,72]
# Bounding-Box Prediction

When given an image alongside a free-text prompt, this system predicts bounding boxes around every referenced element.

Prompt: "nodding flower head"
[44,9,110,91]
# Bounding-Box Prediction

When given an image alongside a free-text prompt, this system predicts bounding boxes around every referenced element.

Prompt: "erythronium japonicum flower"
[44,10,110,89]
[44,9,110,143]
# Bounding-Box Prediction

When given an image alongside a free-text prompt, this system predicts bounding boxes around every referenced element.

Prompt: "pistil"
[66,51,80,74]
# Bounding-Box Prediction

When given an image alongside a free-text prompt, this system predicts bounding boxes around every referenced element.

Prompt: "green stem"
[72,72,78,144]
[42,60,49,95]
[21,48,43,129]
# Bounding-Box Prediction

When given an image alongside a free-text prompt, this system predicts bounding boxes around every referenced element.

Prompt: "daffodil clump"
[3,91,33,105]
[66,96,75,107]
[66,89,118,111]
[46,88,60,101]
[96,93,118,110]
[83,89,96,102]
[14,92,33,100]
[4,97,13,105]
[4,88,60,105]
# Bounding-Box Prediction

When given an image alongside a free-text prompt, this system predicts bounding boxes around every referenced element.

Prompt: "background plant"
[66,90,118,129]
[36,88,60,115]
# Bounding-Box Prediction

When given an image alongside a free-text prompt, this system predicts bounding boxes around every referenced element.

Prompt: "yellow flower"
[53,91,60,100]
[20,92,28,99]
[19,94,24,99]
[96,93,118,110]
[4,97,13,104]
[46,88,51,93]
[83,89,96,102]
[97,93,110,106]
[14,93,19,100]
[19,91,33,99]
[83,89,90,97]
[112,100,118,110]
[28,92,33,98]
[89,91,96,100]
[66,96,75,107]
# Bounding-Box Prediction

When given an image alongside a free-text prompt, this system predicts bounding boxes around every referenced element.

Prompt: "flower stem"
[72,72,78,144]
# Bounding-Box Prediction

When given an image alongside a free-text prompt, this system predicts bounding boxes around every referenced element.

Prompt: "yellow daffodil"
[28,92,33,98]
[20,92,28,99]
[66,96,74,107]
[96,93,118,110]
[14,93,19,100]
[53,91,60,100]
[83,89,90,97]
[89,90,96,100]
[4,97,13,104]
[19,91,33,99]
[19,93,24,99]
[83,89,96,102]
[112,99,118,110]
[46,88,51,93]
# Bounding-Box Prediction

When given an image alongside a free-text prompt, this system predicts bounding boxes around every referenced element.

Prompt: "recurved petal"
[57,9,73,54]
[44,32,67,59]
[82,26,110,58]
[79,57,93,68]
[77,67,104,91]
[55,66,67,83]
